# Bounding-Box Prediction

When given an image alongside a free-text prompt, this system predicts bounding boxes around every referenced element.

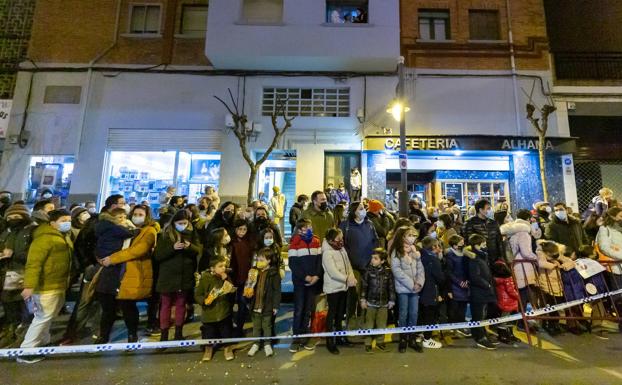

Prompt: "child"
[229,219,254,337]
[390,225,425,353]
[287,218,322,353]
[199,227,231,272]
[464,234,497,350]
[245,248,281,357]
[491,260,521,345]
[418,236,446,349]
[361,248,395,353]
[322,228,356,355]
[195,258,237,362]
[445,235,470,337]
[95,207,138,259]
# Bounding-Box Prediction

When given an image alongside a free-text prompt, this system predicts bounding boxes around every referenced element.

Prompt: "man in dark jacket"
[419,237,446,348]
[366,200,395,249]
[545,202,588,255]
[288,194,308,235]
[463,199,504,267]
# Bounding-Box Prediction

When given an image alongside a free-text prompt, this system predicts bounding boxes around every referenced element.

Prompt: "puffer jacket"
[109,222,160,300]
[595,225,622,274]
[321,239,355,294]
[445,248,469,301]
[463,216,504,266]
[536,240,576,296]
[360,264,395,307]
[288,234,322,287]
[154,228,201,293]
[23,224,73,293]
[494,276,519,312]
[501,219,538,289]
[464,247,496,304]
[391,246,425,294]
[545,215,587,255]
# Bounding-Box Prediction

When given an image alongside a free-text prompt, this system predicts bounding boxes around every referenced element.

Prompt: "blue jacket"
[340,219,378,271]
[288,234,323,287]
[445,248,470,301]
[419,249,446,306]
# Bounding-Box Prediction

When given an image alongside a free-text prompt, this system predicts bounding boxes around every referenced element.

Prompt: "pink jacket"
[501,220,537,289]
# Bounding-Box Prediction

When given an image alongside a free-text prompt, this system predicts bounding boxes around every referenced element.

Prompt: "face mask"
[123,205,131,215]
[223,211,234,221]
[58,221,71,233]
[485,209,494,220]
[42,193,52,199]
[531,222,540,231]
[478,244,487,251]
[330,240,344,250]
[545,206,552,214]
[319,202,328,211]
[301,228,313,242]
[430,231,437,239]
[436,221,445,229]
[256,216,268,224]
[87,207,97,214]
[356,209,367,220]
[264,238,274,247]
[432,212,439,218]
[555,210,567,221]
[132,216,145,226]
[303,202,309,210]
[405,235,416,245]
[222,235,231,245]
[78,212,91,223]
[256,260,269,270]
[175,223,187,232]
[7,218,27,229]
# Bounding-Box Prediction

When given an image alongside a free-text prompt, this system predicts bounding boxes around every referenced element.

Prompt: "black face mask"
[199,205,207,211]
[7,218,28,229]
[319,202,328,211]
[223,211,234,222]
[0,197,10,205]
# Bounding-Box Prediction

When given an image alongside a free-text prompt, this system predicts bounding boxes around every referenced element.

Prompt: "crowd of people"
[0,184,621,364]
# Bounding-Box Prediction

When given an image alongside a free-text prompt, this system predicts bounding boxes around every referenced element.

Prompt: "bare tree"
[215,89,294,205]
[523,81,556,202]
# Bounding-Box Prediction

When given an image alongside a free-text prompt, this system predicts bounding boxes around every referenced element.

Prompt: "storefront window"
[103,151,220,215]
[326,1,368,24]
[444,181,509,210]
[27,156,74,207]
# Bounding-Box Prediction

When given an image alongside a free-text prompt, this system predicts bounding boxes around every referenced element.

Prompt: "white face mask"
[555,210,567,221]
[264,238,274,247]
[42,193,52,199]
[78,212,91,224]
[87,207,97,214]
[132,216,145,226]
[485,209,494,220]
[356,209,367,220]
[545,206,552,214]
[406,235,416,245]
[430,231,437,239]
[175,223,186,232]
[223,235,231,245]
[436,221,445,229]
[122,204,130,214]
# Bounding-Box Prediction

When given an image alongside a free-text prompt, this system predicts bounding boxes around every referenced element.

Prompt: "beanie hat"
[368,199,384,214]
[4,203,30,219]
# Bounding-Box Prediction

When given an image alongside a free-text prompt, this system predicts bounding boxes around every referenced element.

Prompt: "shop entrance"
[386,171,434,207]
[257,153,296,237]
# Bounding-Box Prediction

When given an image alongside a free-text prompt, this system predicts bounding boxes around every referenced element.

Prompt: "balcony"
[554,52,622,81]
[205,0,399,72]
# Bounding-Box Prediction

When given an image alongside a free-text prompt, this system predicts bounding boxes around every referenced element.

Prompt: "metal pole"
[398,57,409,218]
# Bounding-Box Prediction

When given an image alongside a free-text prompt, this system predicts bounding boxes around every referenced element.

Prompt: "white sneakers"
[248,344,274,357]
[422,338,443,349]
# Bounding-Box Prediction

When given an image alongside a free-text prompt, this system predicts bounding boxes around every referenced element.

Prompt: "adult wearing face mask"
[85,201,97,216]
[31,199,55,226]
[303,190,334,243]
[18,209,72,364]
[205,201,238,243]
[40,189,54,201]
[533,201,552,238]
[250,206,282,249]
[340,201,378,330]
[596,207,622,321]
[462,199,504,268]
[289,194,309,236]
[545,202,587,255]
[366,200,395,250]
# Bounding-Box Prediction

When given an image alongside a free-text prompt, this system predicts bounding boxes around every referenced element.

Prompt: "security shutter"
[106,128,223,152]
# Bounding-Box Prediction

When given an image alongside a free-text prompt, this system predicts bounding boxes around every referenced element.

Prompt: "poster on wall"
[444,183,464,207]
[0,99,12,138]
[189,158,221,185]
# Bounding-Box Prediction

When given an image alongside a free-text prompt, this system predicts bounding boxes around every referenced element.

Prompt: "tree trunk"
[247,166,257,205]
[538,132,549,202]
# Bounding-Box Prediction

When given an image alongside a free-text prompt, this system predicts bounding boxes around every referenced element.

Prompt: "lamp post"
[388,57,409,218]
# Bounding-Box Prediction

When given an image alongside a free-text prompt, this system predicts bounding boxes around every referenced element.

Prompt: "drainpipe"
[506,0,522,136]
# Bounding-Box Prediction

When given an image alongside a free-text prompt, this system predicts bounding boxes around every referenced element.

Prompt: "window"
[262,88,350,117]
[130,4,161,34]
[326,1,368,24]
[180,5,208,36]
[27,156,75,207]
[442,181,509,209]
[418,10,450,41]
[44,86,82,104]
[241,0,283,24]
[469,10,500,40]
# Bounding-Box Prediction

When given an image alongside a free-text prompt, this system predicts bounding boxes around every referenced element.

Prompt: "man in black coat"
[545,202,588,255]
[289,194,309,235]
[462,199,504,267]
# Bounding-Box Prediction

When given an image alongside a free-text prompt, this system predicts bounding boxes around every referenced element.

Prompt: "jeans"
[292,284,317,341]
[418,304,439,339]
[21,292,64,348]
[202,316,233,348]
[364,306,388,346]
[252,312,273,345]
[470,302,487,341]
[397,293,419,328]
[326,291,347,332]
[160,291,188,330]
[97,292,139,342]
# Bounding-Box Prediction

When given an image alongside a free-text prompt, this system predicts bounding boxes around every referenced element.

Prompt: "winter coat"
[360,264,395,307]
[391,247,425,294]
[23,224,73,293]
[95,213,136,258]
[596,225,622,274]
[545,215,587,255]
[288,234,322,287]
[194,272,232,323]
[367,212,395,249]
[289,202,304,229]
[464,247,496,304]
[501,219,538,289]
[270,193,286,219]
[494,276,519,312]
[463,216,504,266]
[3,223,36,272]
[229,235,255,287]
[248,267,281,316]
[321,239,355,294]
[445,248,469,302]
[419,249,446,306]
[73,216,98,274]
[154,229,201,293]
[340,219,378,271]
[109,222,159,300]
[334,189,350,205]
[536,240,576,297]
[302,206,334,243]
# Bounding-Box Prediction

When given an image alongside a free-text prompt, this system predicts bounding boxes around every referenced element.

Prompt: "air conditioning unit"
[225,113,235,128]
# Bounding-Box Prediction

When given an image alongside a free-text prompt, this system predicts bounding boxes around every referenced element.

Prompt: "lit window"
[130,4,161,34]
[180,5,208,36]
[241,0,283,24]
[326,1,368,24]
[262,87,350,118]
[418,10,450,41]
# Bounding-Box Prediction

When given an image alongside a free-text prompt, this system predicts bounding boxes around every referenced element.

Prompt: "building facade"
[0,0,579,219]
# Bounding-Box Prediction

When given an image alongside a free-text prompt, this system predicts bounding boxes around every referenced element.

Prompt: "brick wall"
[0,0,35,98]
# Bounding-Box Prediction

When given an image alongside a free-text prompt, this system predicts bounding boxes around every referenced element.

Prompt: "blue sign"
[564,158,572,165]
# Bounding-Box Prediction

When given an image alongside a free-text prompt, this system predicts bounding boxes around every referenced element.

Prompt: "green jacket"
[302,206,335,242]
[23,224,73,293]
[194,272,232,323]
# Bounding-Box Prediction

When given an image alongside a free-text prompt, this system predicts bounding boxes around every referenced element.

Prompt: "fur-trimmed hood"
[500,219,531,236]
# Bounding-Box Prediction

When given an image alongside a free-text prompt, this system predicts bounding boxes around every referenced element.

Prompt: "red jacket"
[494,276,519,312]
[288,234,322,286]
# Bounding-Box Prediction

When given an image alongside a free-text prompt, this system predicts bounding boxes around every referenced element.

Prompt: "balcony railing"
[554,52,622,80]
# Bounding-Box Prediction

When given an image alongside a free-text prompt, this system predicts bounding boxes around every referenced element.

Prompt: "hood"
[500,219,531,236]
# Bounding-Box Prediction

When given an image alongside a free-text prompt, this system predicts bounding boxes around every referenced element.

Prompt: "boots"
[174,326,184,340]
[336,337,354,347]
[0,324,16,348]
[409,334,423,353]
[128,334,138,343]
[224,346,235,361]
[202,346,214,362]
[326,337,340,355]
[160,328,169,341]
[497,327,512,344]
[398,334,408,353]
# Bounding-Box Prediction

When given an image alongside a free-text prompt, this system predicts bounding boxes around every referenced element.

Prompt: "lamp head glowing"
[386,100,410,122]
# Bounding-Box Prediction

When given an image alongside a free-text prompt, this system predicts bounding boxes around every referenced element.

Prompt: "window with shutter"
[469,10,500,40]
[181,5,208,36]
[242,0,283,24]
[130,4,162,34]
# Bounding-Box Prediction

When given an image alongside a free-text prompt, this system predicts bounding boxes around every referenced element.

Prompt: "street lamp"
[388,56,409,218]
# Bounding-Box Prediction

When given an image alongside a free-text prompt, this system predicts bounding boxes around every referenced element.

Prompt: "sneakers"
[264,345,274,357]
[376,344,391,353]
[594,330,609,340]
[248,344,260,357]
[303,340,316,351]
[288,342,301,353]
[224,346,235,361]
[456,329,472,338]
[365,345,373,354]
[422,339,442,349]
[201,346,214,362]
[476,338,497,351]
[16,355,45,364]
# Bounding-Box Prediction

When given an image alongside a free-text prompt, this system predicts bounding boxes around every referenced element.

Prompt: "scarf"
[253,269,269,313]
